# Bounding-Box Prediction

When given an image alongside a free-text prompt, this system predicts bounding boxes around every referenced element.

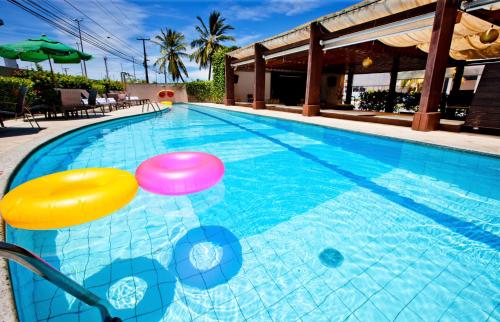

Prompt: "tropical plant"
[190,11,235,80]
[212,46,237,103]
[359,90,421,112]
[186,80,213,102]
[153,28,189,82]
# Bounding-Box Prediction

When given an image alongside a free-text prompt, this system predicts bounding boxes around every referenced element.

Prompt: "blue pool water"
[6,104,500,321]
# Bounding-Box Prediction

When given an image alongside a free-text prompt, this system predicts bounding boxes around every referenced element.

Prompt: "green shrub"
[212,48,233,103]
[96,79,124,92]
[399,92,421,111]
[186,80,214,102]
[360,90,421,112]
[6,69,125,106]
[185,46,237,103]
[0,77,36,108]
[359,90,388,112]
[91,83,106,94]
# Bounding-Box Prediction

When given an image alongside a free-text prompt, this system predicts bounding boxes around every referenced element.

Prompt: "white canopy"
[228,0,500,62]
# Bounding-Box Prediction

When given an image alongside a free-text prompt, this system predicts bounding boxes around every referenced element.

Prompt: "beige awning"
[228,0,500,62]
[228,0,436,59]
[380,12,500,60]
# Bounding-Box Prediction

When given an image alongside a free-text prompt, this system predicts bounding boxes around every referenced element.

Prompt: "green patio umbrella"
[0,34,92,74]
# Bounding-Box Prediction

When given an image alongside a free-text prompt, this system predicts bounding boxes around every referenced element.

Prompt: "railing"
[0,242,121,322]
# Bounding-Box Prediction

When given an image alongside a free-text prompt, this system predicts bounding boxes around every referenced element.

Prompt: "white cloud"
[235,33,262,46]
[224,0,326,21]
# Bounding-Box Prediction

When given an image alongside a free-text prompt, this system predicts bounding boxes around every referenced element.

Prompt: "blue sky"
[0,0,358,81]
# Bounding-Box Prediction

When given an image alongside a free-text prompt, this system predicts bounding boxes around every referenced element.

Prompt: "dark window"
[327,76,337,87]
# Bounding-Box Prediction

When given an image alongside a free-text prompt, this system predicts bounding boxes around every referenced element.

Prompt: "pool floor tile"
[236,288,267,320]
[267,300,300,322]
[350,300,389,322]
[255,281,285,307]
[284,287,318,318]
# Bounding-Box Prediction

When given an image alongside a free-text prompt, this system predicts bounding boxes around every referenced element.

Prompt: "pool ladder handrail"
[0,241,121,322]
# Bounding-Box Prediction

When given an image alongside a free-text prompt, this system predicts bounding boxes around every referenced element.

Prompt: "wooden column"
[253,43,266,109]
[224,55,235,106]
[386,54,400,113]
[450,62,465,94]
[345,67,354,105]
[303,22,324,116]
[412,0,458,131]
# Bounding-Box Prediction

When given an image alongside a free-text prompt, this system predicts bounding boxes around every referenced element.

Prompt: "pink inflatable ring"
[136,152,224,195]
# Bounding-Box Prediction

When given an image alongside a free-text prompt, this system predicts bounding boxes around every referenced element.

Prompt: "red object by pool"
[135,152,225,195]
[157,90,174,99]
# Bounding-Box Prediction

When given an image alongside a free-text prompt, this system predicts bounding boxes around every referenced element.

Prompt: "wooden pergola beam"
[386,54,400,113]
[303,22,324,116]
[345,67,354,105]
[253,43,266,109]
[412,0,459,131]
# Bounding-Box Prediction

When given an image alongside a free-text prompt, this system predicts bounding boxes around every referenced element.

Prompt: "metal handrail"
[0,242,121,322]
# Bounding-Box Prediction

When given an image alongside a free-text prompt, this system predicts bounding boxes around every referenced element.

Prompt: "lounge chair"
[107,92,131,109]
[58,89,91,118]
[0,86,40,128]
[81,90,106,115]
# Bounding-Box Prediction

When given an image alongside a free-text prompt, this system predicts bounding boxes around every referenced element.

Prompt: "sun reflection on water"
[189,242,223,271]
[107,276,148,309]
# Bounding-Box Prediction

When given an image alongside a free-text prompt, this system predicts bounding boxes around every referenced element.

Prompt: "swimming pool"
[6,104,500,321]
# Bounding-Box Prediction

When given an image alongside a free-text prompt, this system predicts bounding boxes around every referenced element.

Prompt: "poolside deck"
[239,103,465,132]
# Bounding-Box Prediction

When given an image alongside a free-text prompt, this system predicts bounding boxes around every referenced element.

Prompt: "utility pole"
[164,69,167,84]
[74,18,87,77]
[137,37,150,83]
[132,57,136,79]
[75,42,84,76]
[103,56,109,80]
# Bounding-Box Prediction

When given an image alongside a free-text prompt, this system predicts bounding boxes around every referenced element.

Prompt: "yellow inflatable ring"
[0,168,138,230]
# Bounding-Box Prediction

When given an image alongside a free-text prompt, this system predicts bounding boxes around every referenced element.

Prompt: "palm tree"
[190,11,235,80]
[153,28,189,82]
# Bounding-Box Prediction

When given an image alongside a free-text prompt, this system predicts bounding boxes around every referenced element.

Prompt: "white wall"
[234,71,271,102]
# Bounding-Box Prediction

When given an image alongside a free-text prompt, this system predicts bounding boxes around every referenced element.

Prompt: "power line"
[74,18,87,77]
[16,0,134,61]
[9,1,142,64]
[6,0,162,76]
[137,37,150,83]
[60,0,143,57]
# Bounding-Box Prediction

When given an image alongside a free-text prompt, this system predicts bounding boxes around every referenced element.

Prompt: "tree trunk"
[208,60,212,80]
